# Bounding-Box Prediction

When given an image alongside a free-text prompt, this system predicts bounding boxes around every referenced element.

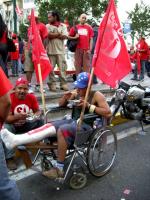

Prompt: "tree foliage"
[19,23,28,40]
[127,1,150,38]
[35,0,117,25]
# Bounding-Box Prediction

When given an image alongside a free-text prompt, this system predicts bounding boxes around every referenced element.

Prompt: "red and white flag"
[15,5,23,16]
[30,9,52,82]
[92,0,131,88]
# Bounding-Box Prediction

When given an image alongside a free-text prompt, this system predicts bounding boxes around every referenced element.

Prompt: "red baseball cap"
[15,77,28,87]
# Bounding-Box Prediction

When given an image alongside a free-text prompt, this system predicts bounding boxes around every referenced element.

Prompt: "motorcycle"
[110,81,150,125]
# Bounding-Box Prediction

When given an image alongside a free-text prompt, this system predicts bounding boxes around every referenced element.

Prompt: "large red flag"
[92,0,131,88]
[30,9,52,82]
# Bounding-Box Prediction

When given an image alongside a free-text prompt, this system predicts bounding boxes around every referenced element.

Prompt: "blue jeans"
[134,60,146,80]
[11,60,18,75]
[0,135,20,200]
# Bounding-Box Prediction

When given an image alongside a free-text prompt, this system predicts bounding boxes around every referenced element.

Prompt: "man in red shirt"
[131,36,149,81]
[0,68,20,199]
[4,77,43,170]
[69,13,94,75]
[10,33,19,77]
[24,14,48,91]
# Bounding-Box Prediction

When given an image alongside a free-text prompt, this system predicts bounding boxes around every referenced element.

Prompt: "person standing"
[46,11,68,92]
[91,22,98,84]
[10,34,19,77]
[69,13,94,76]
[0,67,20,200]
[24,13,48,91]
[0,13,9,77]
[131,36,149,81]
[18,35,24,73]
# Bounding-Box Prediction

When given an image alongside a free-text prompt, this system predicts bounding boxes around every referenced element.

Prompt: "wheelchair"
[25,105,117,190]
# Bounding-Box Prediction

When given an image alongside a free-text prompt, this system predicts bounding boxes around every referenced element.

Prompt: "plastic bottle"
[93,118,103,129]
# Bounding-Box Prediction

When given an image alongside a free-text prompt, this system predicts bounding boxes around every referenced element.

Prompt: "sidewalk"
[7,70,150,107]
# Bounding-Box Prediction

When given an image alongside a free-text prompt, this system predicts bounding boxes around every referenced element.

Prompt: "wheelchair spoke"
[87,128,117,177]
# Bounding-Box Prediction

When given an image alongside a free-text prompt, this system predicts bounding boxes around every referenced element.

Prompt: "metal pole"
[13,0,17,33]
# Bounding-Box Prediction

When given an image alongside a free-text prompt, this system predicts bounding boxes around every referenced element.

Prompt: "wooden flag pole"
[38,63,46,115]
[77,67,94,130]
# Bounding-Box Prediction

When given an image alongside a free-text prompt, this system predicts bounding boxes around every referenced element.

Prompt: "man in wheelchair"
[1,72,112,178]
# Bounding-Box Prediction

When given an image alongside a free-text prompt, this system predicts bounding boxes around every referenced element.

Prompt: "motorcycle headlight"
[116,89,126,100]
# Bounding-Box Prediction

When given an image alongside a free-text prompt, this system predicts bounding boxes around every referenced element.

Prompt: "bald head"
[79,13,87,25]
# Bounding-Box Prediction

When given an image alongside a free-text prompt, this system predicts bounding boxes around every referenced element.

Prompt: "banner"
[92,0,131,88]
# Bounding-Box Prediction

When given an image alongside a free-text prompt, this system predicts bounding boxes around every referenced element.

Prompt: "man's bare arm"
[0,93,11,122]
[92,92,112,118]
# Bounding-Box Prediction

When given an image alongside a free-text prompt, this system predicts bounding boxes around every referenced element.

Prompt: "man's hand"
[77,99,90,108]
[63,92,72,100]
[15,113,27,121]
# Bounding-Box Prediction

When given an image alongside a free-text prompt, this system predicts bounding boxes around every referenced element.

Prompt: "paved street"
[13,127,150,200]
[7,69,150,200]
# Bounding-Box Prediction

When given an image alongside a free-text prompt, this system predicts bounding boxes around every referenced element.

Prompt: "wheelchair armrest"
[83,113,99,120]
[45,106,71,115]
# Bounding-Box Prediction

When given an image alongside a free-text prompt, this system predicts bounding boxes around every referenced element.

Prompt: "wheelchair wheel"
[87,127,117,177]
[69,172,87,190]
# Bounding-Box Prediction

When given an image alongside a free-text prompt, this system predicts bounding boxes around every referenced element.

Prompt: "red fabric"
[15,77,28,86]
[36,23,48,41]
[136,52,141,74]
[10,92,39,115]
[69,24,94,50]
[0,31,7,44]
[0,68,13,129]
[136,39,149,60]
[130,52,141,74]
[30,9,52,82]
[50,21,61,27]
[28,123,53,135]
[0,68,13,97]
[92,0,131,88]
[10,39,19,60]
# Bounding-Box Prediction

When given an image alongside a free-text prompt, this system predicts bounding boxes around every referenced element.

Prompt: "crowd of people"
[129,35,150,81]
[0,8,150,199]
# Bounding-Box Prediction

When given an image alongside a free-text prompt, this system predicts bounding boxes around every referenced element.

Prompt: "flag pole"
[77,67,94,129]
[77,0,113,129]
[38,63,46,115]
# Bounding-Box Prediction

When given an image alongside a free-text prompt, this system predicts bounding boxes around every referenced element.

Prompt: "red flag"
[92,0,131,88]
[30,9,52,82]
[15,5,23,16]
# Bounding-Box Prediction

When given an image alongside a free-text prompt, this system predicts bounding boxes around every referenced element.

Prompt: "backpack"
[67,26,78,52]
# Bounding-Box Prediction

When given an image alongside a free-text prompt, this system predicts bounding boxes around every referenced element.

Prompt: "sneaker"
[42,167,64,179]
[6,158,17,170]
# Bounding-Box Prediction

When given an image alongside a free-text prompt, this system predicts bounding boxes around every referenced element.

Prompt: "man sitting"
[4,77,44,170]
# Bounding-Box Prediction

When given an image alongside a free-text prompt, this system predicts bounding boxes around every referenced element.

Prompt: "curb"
[112,120,150,140]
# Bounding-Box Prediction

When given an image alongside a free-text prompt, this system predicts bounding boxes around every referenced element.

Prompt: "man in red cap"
[3,77,43,170]
[10,34,19,77]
